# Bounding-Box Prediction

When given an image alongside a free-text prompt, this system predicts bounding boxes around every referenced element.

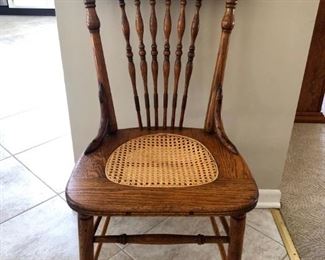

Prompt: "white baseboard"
[256,189,281,208]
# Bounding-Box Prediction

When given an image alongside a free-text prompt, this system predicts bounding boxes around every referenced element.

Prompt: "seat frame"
[67,1,259,259]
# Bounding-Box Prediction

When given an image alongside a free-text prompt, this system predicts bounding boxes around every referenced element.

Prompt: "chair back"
[83,0,239,154]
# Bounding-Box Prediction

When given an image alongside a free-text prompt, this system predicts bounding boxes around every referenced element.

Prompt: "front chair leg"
[78,214,94,260]
[228,215,246,260]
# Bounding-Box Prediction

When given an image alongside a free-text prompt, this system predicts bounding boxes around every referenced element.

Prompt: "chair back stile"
[204,0,238,154]
[84,0,118,155]
[83,0,239,154]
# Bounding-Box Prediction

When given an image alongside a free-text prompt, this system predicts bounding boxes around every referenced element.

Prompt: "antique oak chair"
[66,0,258,259]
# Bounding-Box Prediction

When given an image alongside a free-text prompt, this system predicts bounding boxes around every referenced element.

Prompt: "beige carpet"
[281,123,325,259]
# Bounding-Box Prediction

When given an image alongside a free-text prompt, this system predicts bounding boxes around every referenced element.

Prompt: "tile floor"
[0,16,288,260]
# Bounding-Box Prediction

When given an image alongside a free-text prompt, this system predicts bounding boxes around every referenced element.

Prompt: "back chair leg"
[78,214,94,260]
[227,215,246,260]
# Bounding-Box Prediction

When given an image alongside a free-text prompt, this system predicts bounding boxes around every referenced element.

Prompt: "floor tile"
[0,145,10,161]
[59,192,66,201]
[0,157,55,223]
[106,217,167,235]
[108,251,133,260]
[98,216,166,249]
[16,136,74,193]
[124,216,286,260]
[0,196,120,260]
[247,209,283,244]
[242,226,287,260]
[124,217,221,260]
[0,16,67,120]
[0,108,69,154]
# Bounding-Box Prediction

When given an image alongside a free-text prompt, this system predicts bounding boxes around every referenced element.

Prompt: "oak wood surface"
[171,0,187,128]
[94,234,229,245]
[78,214,94,260]
[228,215,246,260]
[163,0,172,128]
[119,0,143,129]
[84,1,117,154]
[66,128,258,217]
[179,0,201,128]
[150,0,159,129]
[135,0,151,128]
[74,1,257,259]
[295,0,325,123]
[205,0,238,154]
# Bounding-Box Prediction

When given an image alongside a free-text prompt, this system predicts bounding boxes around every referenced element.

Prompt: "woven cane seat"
[105,133,218,188]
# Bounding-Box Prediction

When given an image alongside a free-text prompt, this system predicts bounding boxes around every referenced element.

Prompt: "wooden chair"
[66,0,258,259]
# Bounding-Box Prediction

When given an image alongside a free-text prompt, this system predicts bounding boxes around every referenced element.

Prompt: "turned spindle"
[150,0,159,129]
[179,0,201,128]
[135,0,151,128]
[119,0,143,129]
[171,0,187,128]
[163,0,172,129]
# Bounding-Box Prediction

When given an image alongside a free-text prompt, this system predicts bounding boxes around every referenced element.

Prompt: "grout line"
[0,108,35,121]
[17,155,61,192]
[246,222,285,247]
[0,194,59,225]
[281,254,288,260]
[13,135,65,156]
[271,209,300,260]
[0,144,11,162]
[121,248,136,260]
[0,134,65,158]
[107,248,128,260]
[0,136,69,197]
[13,155,61,196]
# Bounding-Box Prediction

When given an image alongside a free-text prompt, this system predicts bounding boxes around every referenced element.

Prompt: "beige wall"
[55,0,319,189]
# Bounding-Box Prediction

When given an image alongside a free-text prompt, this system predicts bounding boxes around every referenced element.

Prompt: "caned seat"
[66,1,259,259]
[106,133,219,187]
[66,128,257,216]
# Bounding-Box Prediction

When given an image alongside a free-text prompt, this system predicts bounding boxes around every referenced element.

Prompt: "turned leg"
[78,214,94,260]
[227,215,246,260]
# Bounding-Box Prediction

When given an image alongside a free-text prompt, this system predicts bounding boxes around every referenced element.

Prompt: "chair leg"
[78,214,94,260]
[227,215,246,260]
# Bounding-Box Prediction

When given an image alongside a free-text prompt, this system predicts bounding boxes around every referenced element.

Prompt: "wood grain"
[84,0,117,155]
[163,0,172,128]
[179,0,201,128]
[171,0,187,128]
[74,2,258,259]
[150,0,159,129]
[119,0,143,129]
[228,215,246,260]
[78,214,94,260]
[94,234,229,245]
[204,0,239,154]
[66,128,258,217]
[135,0,151,128]
[295,0,325,124]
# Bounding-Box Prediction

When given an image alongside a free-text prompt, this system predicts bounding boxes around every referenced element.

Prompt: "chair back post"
[204,0,238,154]
[84,0,118,154]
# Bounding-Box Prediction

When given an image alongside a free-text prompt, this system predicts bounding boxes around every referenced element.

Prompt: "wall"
[55,0,319,190]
